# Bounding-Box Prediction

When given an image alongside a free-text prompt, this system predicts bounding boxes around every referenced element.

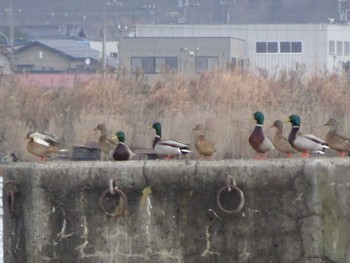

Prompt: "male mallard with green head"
[109,131,136,161]
[324,118,350,157]
[151,122,191,159]
[193,124,216,159]
[26,131,65,161]
[249,111,274,159]
[94,124,116,156]
[287,114,328,158]
[271,120,298,158]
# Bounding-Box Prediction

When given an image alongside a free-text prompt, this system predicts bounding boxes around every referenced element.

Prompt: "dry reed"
[1,69,350,161]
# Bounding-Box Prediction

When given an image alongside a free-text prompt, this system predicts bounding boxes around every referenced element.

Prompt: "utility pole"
[9,0,15,72]
[102,1,107,74]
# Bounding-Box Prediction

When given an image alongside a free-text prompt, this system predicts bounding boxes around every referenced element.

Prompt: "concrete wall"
[1,158,350,262]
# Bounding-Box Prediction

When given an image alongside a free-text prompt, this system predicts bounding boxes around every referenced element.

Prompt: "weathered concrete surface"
[1,158,350,263]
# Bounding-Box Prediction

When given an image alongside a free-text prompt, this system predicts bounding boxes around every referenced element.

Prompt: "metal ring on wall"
[216,177,245,214]
[4,179,19,218]
[98,186,128,217]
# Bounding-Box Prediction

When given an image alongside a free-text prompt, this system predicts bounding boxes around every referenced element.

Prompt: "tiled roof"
[37,39,101,59]
[22,39,118,68]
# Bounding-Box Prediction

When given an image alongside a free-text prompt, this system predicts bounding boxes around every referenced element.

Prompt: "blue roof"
[32,39,118,68]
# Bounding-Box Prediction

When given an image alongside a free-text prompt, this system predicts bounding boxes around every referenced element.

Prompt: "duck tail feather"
[180,149,192,155]
[312,150,325,155]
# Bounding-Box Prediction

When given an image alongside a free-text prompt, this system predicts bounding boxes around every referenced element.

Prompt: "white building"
[135,24,350,75]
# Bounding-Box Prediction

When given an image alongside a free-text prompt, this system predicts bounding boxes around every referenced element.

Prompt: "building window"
[280,42,291,53]
[131,57,178,74]
[155,57,178,73]
[329,41,335,54]
[195,56,218,73]
[131,57,142,72]
[337,41,343,55]
[345,41,350,55]
[256,42,278,53]
[38,51,43,59]
[291,42,302,53]
[256,42,267,53]
[267,42,278,53]
[165,57,178,70]
[142,57,155,74]
[280,41,302,53]
[110,52,118,58]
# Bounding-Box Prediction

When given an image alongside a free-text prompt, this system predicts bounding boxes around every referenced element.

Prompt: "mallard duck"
[287,114,329,158]
[271,120,298,157]
[109,131,136,161]
[26,131,65,161]
[193,124,216,159]
[151,122,191,159]
[94,124,116,156]
[249,111,274,159]
[324,118,350,157]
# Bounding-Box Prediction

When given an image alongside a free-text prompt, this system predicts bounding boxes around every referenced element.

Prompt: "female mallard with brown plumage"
[193,124,216,159]
[249,111,274,159]
[271,120,298,158]
[151,122,191,159]
[26,131,65,161]
[94,124,116,156]
[324,118,350,157]
[287,114,328,158]
[109,131,136,161]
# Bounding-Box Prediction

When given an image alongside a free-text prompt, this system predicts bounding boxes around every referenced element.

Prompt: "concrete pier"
[1,158,350,263]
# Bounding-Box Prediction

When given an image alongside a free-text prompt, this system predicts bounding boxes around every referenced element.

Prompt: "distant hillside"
[0,0,349,40]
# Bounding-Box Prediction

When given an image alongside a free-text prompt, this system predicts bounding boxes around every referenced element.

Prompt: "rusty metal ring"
[98,188,128,217]
[4,180,19,195]
[8,190,15,218]
[216,184,245,214]
[4,180,19,218]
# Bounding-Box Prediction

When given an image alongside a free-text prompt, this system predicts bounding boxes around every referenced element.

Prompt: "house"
[13,39,117,73]
[119,37,246,75]
[130,23,350,75]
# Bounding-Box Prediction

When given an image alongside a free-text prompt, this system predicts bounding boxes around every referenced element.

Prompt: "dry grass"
[1,69,350,160]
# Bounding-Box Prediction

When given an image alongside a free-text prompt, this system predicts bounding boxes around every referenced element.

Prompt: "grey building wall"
[119,37,246,74]
[135,24,350,74]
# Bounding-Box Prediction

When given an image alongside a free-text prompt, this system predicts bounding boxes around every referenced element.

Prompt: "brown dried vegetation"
[1,69,350,160]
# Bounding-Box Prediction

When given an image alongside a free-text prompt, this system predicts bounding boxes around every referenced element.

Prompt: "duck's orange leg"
[302,151,310,158]
[255,153,267,160]
[262,152,268,160]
